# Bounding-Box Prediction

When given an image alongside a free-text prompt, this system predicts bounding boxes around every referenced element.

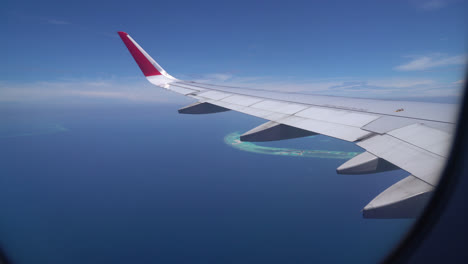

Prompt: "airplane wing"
[118,31,458,218]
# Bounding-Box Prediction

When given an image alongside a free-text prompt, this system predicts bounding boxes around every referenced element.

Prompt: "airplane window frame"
[383,72,468,263]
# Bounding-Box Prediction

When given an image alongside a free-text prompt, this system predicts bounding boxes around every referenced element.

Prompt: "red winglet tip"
[118,32,161,77]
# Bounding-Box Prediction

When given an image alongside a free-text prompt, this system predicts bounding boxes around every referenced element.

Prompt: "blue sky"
[2,0,467,104]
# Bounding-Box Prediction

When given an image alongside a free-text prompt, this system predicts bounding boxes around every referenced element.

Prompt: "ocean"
[0,103,414,263]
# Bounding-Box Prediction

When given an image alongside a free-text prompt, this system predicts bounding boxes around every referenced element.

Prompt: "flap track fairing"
[240,121,317,142]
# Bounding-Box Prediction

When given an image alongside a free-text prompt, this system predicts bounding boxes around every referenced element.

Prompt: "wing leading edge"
[118,32,457,219]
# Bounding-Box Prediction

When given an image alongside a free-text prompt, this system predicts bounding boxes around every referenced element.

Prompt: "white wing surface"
[118,32,458,218]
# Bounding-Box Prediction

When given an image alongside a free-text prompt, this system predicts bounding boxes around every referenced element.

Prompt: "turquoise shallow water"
[225,132,361,159]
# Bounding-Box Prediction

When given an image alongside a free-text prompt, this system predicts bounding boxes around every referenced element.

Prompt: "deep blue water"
[0,103,414,263]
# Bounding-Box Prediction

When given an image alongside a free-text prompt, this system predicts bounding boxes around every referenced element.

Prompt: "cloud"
[394,54,467,71]
[329,81,368,90]
[1,72,464,106]
[366,78,435,88]
[307,78,461,103]
[0,79,192,105]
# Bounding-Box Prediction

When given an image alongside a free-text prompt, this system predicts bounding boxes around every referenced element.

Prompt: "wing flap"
[362,116,419,134]
[357,134,446,186]
[295,106,379,127]
[250,100,309,115]
[197,90,232,100]
[208,99,374,142]
[387,123,452,157]
[279,115,373,142]
[220,95,264,106]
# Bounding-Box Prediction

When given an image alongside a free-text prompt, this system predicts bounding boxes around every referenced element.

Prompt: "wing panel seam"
[174,81,453,124]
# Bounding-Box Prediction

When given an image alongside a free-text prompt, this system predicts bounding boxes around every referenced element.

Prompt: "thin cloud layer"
[394,54,467,71]
[0,73,464,105]
[0,79,191,105]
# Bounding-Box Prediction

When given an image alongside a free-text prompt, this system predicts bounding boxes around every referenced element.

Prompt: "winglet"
[118,31,163,77]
